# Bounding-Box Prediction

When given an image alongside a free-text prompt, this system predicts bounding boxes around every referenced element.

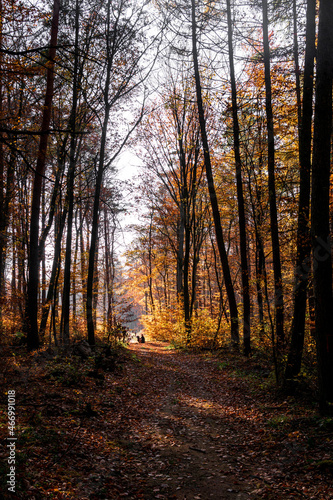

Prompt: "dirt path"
[124,342,253,499]
[108,341,332,500]
[3,340,331,499]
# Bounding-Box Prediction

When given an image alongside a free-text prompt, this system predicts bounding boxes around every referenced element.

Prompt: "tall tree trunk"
[87,0,114,345]
[0,0,18,320]
[311,0,333,414]
[184,215,191,343]
[79,181,87,316]
[189,144,202,320]
[176,211,185,299]
[86,125,110,345]
[285,0,316,379]
[262,0,284,352]
[39,205,67,340]
[147,211,155,313]
[255,228,265,337]
[0,0,5,315]
[93,234,99,326]
[226,0,251,355]
[176,117,191,340]
[191,0,239,344]
[104,208,115,331]
[61,0,80,344]
[26,0,60,350]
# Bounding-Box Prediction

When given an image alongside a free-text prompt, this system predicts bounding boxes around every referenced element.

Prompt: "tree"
[285,0,316,380]
[226,0,251,355]
[139,79,206,341]
[311,0,333,414]
[26,0,60,350]
[86,0,150,345]
[61,0,80,344]
[191,0,239,345]
[262,0,285,355]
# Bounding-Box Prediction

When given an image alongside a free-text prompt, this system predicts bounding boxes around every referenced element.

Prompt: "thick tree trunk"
[311,0,333,413]
[191,0,239,344]
[285,0,316,379]
[26,0,60,350]
[262,0,284,351]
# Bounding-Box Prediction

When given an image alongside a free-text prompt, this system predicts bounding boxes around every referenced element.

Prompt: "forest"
[1,0,333,496]
[1,0,332,403]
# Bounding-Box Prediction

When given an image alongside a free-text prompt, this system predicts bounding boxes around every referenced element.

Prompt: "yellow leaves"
[288,430,301,440]
[203,0,217,15]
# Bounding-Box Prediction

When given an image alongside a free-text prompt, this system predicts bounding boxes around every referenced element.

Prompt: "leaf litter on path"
[1,341,332,499]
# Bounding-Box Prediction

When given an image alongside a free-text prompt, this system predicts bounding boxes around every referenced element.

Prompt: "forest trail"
[124,341,253,499]
[2,341,331,499]
[110,341,331,500]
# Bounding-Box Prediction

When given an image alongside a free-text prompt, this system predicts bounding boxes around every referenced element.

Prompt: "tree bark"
[226,0,251,355]
[285,0,316,379]
[262,0,284,351]
[311,0,333,413]
[61,0,80,344]
[87,0,114,346]
[26,0,60,350]
[191,0,239,344]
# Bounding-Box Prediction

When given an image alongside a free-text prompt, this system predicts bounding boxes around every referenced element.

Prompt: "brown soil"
[1,341,332,499]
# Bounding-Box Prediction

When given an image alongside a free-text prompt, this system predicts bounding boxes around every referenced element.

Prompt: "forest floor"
[1,340,333,499]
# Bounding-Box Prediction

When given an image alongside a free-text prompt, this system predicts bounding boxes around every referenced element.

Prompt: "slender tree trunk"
[285,0,316,379]
[17,181,27,321]
[176,119,192,339]
[104,208,111,330]
[189,148,202,320]
[262,0,284,352]
[86,131,109,344]
[147,210,155,313]
[104,210,116,331]
[72,213,79,327]
[311,0,333,413]
[226,0,251,355]
[210,227,229,345]
[26,0,60,350]
[61,0,80,344]
[293,0,302,135]
[79,184,87,316]
[247,122,267,341]
[308,282,316,338]
[0,0,4,317]
[41,183,46,306]
[191,0,239,344]
[176,212,185,299]
[255,230,265,337]
[87,1,114,345]
[93,235,99,326]
[39,206,67,340]
[184,216,191,343]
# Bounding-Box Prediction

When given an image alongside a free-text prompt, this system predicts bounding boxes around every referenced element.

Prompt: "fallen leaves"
[0,341,332,499]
